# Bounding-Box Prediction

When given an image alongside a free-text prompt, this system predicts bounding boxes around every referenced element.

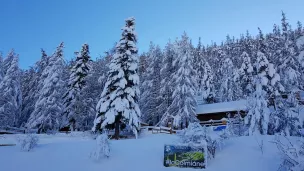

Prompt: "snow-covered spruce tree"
[217,50,235,102]
[81,47,116,130]
[257,28,283,99]
[245,52,271,135]
[194,38,204,93]
[274,14,302,135]
[201,61,215,104]
[92,17,141,139]
[234,52,254,98]
[19,68,38,127]
[63,44,92,131]
[140,43,163,125]
[297,34,304,90]
[194,38,215,103]
[0,50,22,127]
[138,52,149,80]
[26,43,65,133]
[243,31,255,60]
[0,53,3,83]
[277,12,301,93]
[34,49,50,94]
[275,92,301,136]
[20,50,50,128]
[206,46,221,84]
[138,52,149,122]
[258,26,288,135]
[268,24,282,66]
[82,51,114,130]
[160,33,198,128]
[295,21,303,38]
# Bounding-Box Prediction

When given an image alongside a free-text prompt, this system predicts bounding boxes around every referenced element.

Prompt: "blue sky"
[0,0,303,69]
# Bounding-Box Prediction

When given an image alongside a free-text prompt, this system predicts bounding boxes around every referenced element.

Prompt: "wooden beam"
[0,144,16,146]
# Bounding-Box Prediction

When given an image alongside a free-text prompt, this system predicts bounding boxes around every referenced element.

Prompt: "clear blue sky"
[0,0,303,69]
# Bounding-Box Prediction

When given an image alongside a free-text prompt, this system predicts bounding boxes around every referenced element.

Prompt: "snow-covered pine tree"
[140,43,163,125]
[0,50,22,127]
[92,17,141,139]
[158,41,177,122]
[26,43,65,133]
[245,51,270,135]
[160,32,198,128]
[63,44,92,131]
[234,52,254,98]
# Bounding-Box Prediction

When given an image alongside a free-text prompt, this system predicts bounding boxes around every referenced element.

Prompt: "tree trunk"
[114,119,120,140]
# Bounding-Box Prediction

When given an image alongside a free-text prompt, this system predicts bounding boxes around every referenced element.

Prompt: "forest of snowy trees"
[0,12,303,136]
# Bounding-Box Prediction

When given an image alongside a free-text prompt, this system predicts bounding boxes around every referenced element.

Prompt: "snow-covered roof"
[196,100,247,115]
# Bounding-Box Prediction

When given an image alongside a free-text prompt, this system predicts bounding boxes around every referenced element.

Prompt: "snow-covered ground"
[0,131,297,171]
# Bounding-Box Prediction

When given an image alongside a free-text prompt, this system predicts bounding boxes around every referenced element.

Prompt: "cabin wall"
[197,111,246,122]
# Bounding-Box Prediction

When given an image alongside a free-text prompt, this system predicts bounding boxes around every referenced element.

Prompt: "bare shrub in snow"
[227,112,246,137]
[90,134,110,161]
[207,137,218,159]
[179,122,220,159]
[273,136,304,171]
[219,128,231,140]
[84,131,98,140]
[179,122,207,146]
[254,136,264,155]
[16,134,39,152]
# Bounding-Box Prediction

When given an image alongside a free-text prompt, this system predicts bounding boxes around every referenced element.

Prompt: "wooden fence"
[0,126,37,134]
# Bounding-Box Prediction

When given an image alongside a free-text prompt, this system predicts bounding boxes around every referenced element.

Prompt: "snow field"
[0,132,298,171]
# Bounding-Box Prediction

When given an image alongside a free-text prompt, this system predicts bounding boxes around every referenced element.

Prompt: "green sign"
[164,144,206,169]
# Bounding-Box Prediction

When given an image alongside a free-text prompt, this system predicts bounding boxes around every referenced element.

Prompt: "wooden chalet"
[196,100,247,126]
